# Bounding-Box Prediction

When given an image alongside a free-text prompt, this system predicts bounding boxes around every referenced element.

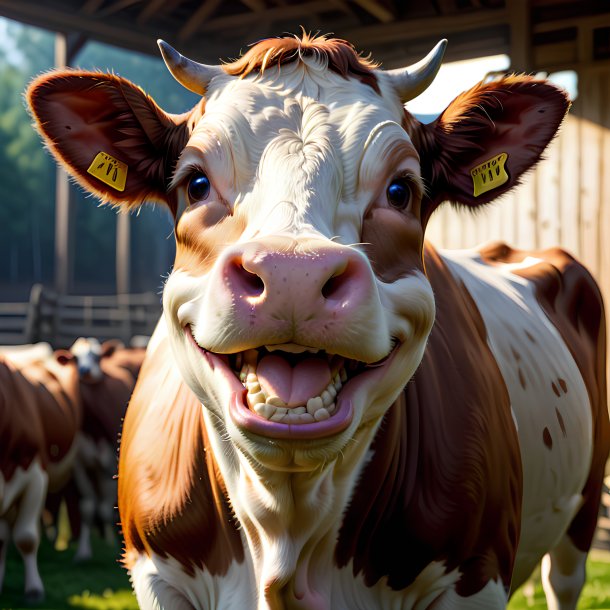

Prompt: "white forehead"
[178,58,416,240]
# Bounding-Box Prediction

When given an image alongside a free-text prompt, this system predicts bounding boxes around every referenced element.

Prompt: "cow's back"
[440,242,609,588]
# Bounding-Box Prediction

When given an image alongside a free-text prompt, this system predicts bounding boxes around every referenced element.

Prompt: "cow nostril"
[230,259,265,298]
[321,263,354,301]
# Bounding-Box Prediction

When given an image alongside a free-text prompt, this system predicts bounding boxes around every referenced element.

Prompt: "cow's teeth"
[307,396,324,415]
[314,408,330,421]
[247,391,266,409]
[321,390,333,407]
[327,402,336,414]
[270,411,287,422]
[246,372,258,384]
[266,395,285,407]
[292,406,306,415]
[340,368,347,382]
[328,385,337,399]
[247,381,261,393]
[253,402,275,418]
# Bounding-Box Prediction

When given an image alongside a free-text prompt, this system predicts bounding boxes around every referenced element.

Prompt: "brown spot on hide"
[556,408,567,438]
[511,347,522,362]
[558,378,568,393]
[552,381,560,397]
[518,368,526,389]
[525,330,536,344]
[336,244,522,597]
[543,427,553,449]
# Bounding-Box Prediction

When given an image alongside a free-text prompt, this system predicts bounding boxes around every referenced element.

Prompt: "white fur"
[441,248,593,595]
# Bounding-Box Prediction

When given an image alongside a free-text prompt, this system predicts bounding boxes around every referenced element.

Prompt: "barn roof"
[0,0,609,72]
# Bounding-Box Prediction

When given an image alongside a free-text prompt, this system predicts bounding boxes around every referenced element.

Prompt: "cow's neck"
[203,408,383,610]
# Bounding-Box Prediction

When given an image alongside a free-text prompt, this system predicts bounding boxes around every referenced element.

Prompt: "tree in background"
[0,17,198,298]
[0,21,55,298]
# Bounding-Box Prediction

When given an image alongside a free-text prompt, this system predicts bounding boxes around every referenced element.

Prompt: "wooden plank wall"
[426,68,610,327]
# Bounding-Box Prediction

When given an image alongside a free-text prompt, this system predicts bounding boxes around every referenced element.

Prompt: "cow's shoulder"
[118,318,243,575]
[336,244,522,598]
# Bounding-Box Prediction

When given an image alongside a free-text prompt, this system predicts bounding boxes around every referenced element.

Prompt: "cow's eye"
[387,178,412,210]
[187,172,211,203]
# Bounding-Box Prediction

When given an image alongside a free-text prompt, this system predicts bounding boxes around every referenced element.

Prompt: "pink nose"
[223,240,373,322]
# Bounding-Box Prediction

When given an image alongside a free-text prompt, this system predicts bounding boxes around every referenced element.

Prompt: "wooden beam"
[116,212,131,295]
[239,0,266,11]
[341,7,508,48]
[351,0,394,23]
[54,33,74,295]
[137,0,185,24]
[0,0,227,60]
[100,0,143,17]
[198,0,351,33]
[81,0,105,14]
[507,0,532,72]
[178,0,225,41]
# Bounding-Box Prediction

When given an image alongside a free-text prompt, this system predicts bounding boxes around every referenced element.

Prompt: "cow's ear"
[101,339,124,359]
[27,71,199,215]
[55,349,75,365]
[408,75,570,224]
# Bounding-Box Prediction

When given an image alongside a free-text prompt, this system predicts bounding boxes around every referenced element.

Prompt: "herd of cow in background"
[0,335,147,602]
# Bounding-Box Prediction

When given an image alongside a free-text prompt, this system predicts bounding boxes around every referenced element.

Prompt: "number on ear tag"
[87,152,128,192]
[471,153,509,197]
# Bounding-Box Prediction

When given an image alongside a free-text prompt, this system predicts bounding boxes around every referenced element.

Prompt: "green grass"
[3,535,610,609]
[508,551,610,609]
[1,533,137,610]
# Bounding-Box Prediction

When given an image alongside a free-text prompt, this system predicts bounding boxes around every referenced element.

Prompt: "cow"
[0,349,80,602]
[51,337,145,561]
[26,33,608,610]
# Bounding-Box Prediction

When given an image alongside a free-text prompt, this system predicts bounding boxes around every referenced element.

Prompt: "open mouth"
[185,325,397,440]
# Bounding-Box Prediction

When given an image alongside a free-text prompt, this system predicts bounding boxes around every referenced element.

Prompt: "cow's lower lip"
[229,390,354,440]
[185,326,398,440]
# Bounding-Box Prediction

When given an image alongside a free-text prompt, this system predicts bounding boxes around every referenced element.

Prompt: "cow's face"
[27,34,569,469]
[161,57,437,468]
[69,337,121,384]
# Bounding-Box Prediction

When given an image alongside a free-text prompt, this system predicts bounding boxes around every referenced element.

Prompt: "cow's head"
[69,337,122,383]
[27,34,568,470]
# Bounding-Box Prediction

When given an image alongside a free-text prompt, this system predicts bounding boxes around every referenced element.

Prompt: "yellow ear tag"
[87,152,128,192]
[470,153,509,197]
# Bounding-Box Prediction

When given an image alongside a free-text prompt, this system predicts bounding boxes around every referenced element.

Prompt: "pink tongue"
[257,355,331,407]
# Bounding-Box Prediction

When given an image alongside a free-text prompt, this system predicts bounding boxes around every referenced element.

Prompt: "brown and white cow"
[66,338,145,561]
[0,350,80,602]
[27,34,608,609]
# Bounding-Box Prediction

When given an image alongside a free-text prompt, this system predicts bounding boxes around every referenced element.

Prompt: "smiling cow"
[27,34,608,610]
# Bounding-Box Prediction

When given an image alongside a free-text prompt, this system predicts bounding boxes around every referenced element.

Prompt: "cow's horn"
[385,39,447,102]
[158,40,224,95]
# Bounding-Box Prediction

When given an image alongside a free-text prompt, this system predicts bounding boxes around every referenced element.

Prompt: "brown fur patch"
[118,337,243,575]
[0,355,80,481]
[222,32,380,93]
[335,244,522,596]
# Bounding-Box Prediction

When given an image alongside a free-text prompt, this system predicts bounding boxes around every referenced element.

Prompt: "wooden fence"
[0,284,161,348]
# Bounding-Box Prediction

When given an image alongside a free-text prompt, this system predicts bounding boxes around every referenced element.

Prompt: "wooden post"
[116,212,131,295]
[54,32,73,295]
[508,0,532,73]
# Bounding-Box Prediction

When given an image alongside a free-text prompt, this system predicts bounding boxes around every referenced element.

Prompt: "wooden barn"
[0,0,608,348]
